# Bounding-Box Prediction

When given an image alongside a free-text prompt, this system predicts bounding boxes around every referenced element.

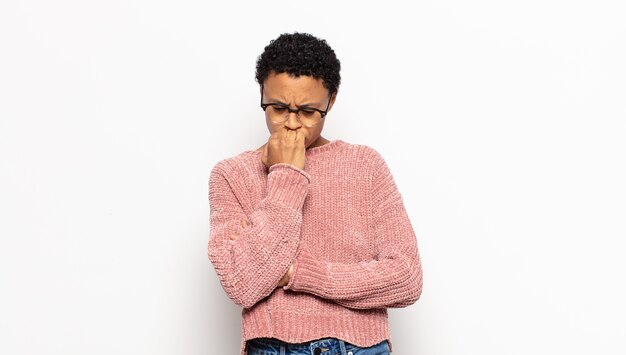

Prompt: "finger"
[296,132,306,146]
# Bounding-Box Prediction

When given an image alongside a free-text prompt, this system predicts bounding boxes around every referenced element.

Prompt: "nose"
[284,111,302,129]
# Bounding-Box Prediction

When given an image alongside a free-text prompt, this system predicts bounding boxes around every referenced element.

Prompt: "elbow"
[394,262,423,307]
[234,289,267,309]
[408,273,423,304]
[220,282,263,309]
[234,296,256,310]
[236,291,274,309]
[405,249,423,304]
[408,262,423,303]
[208,255,261,309]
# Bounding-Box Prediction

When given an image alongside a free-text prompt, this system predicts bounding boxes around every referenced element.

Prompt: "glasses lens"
[298,109,320,126]
[267,106,288,123]
[267,105,287,116]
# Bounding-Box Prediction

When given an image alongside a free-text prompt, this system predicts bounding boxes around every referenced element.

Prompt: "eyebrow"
[266,99,321,108]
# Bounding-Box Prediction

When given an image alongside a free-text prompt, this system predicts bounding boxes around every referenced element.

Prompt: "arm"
[208,162,310,309]
[282,151,423,310]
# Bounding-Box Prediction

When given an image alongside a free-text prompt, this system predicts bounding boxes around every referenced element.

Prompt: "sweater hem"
[240,305,393,355]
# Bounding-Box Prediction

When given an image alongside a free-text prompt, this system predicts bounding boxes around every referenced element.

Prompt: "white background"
[1,1,625,354]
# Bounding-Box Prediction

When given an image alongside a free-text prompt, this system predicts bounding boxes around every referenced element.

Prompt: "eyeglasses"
[260,84,332,127]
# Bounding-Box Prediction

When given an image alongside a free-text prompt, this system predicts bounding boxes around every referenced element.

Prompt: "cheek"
[304,129,318,145]
[265,117,272,132]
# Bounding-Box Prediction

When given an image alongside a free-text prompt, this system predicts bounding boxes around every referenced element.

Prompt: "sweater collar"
[247,139,346,158]
[304,139,346,157]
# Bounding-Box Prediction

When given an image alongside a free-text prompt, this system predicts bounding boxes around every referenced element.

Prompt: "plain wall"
[1,1,625,354]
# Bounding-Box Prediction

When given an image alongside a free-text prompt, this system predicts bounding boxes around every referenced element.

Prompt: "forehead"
[263,72,328,99]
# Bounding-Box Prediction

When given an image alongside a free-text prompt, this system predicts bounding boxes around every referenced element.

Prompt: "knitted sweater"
[207,139,423,355]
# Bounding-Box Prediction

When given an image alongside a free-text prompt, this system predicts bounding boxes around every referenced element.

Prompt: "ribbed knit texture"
[207,139,423,355]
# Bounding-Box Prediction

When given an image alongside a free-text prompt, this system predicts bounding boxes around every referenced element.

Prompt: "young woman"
[208,32,423,355]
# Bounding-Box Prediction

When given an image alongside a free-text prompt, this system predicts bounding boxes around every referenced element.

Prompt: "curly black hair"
[255,32,341,95]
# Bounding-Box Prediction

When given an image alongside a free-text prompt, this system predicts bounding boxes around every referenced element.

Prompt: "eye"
[271,105,288,112]
[299,108,318,117]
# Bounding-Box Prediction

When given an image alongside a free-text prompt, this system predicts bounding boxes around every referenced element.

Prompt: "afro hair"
[255,32,341,95]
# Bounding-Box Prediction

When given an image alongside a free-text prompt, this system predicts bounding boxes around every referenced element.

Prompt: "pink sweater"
[207,139,423,355]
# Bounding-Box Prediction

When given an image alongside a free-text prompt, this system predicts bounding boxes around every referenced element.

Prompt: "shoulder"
[210,150,260,179]
[339,141,399,190]
[339,140,388,170]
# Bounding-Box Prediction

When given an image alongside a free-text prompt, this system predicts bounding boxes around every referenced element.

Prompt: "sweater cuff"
[283,247,328,292]
[267,163,311,211]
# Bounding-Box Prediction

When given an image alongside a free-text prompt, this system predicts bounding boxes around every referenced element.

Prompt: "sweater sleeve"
[282,151,423,310]
[208,162,310,309]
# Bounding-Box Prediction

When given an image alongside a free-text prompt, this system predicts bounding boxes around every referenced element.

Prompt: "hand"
[277,263,294,288]
[261,128,306,170]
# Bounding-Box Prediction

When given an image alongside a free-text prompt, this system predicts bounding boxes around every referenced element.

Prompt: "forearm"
[284,240,422,309]
[208,163,310,308]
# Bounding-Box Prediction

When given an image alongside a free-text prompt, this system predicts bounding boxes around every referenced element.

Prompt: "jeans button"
[313,348,321,355]
[347,352,353,355]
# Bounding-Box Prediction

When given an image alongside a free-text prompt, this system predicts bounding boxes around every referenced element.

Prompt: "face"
[261,71,336,149]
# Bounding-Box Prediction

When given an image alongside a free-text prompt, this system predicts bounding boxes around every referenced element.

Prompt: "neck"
[307,136,330,149]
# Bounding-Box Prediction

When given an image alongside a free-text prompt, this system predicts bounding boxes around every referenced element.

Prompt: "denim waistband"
[247,337,348,354]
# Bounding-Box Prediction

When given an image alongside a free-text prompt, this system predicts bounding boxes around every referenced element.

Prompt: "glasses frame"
[260,84,333,126]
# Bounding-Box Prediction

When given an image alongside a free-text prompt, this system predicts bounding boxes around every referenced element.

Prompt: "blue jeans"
[245,336,391,355]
